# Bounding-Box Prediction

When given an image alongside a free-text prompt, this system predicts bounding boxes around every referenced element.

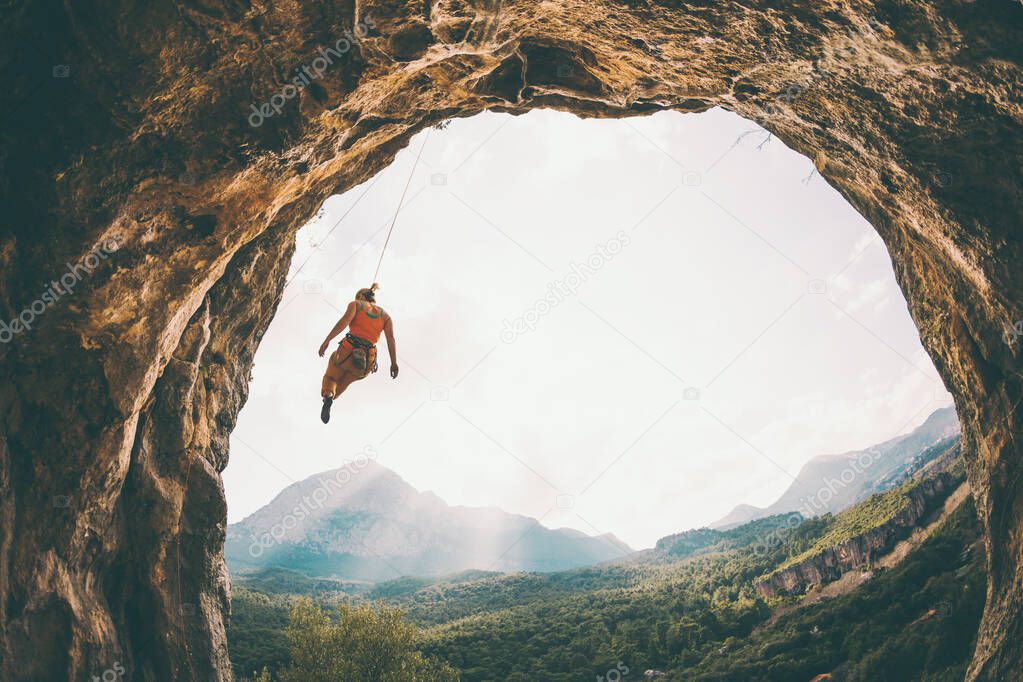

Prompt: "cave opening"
[228,106,953,552]
[223,107,958,587]
[3,1,1020,678]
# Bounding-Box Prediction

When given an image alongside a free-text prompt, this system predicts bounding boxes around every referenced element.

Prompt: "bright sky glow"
[224,108,952,549]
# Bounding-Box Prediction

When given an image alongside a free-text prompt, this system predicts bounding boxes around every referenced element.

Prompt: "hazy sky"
[223,108,953,549]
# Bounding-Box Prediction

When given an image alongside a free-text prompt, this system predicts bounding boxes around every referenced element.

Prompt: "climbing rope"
[285,126,433,293]
[283,172,383,291]
[372,126,433,284]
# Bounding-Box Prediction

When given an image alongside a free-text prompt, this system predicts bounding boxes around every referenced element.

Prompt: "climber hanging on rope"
[311,129,433,424]
[317,284,398,423]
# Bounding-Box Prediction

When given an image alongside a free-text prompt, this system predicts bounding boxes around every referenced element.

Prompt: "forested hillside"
[230,469,983,681]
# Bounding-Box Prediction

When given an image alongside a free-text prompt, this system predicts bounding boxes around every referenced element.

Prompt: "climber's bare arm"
[384,315,398,379]
[318,301,358,356]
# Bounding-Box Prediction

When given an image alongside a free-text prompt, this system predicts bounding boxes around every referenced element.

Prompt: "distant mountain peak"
[709,406,960,529]
[710,503,766,531]
[227,461,633,581]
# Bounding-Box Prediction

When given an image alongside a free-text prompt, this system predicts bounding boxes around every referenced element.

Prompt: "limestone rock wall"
[756,473,958,598]
[0,0,1020,679]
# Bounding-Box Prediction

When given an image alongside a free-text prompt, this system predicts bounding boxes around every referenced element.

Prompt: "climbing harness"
[345,333,378,373]
[329,334,378,375]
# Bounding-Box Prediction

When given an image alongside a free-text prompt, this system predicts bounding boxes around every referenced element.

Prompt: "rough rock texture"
[756,472,958,598]
[0,0,1020,679]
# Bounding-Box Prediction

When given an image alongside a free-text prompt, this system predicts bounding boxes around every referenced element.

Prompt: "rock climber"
[317,284,398,423]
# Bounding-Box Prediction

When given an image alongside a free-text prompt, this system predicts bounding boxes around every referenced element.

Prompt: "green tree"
[278,599,458,682]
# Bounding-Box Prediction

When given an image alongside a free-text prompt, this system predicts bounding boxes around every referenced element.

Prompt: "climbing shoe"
[320,396,333,424]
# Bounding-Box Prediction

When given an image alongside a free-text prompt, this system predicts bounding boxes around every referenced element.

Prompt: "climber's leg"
[329,347,374,398]
[321,371,361,423]
[321,343,352,399]
[321,375,338,399]
[320,342,374,423]
[333,373,360,397]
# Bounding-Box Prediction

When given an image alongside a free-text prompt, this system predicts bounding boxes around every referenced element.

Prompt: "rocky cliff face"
[0,0,1020,680]
[756,473,958,598]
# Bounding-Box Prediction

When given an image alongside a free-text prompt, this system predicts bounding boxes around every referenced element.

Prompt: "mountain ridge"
[226,460,632,581]
[710,406,960,529]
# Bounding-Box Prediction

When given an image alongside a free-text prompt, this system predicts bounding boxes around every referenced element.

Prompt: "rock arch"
[0,0,1020,679]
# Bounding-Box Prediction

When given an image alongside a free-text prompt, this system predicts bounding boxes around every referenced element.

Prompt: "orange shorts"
[321,339,377,398]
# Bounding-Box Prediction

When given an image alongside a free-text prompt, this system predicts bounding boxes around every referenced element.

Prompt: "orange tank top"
[349,301,386,344]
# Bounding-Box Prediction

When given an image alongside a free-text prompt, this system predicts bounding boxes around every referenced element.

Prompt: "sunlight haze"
[224,108,953,550]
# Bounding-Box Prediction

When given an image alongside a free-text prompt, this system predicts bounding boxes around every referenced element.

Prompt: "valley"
[228,410,979,680]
